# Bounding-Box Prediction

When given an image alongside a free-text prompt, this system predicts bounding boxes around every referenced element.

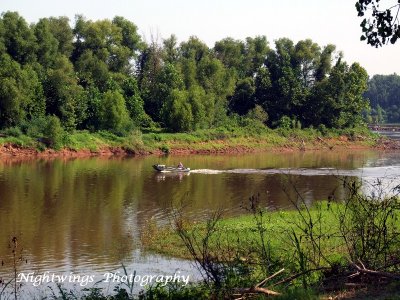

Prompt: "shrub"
[246,105,268,123]
[98,90,133,136]
[278,115,292,129]
[317,124,328,136]
[22,117,48,138]
[160,145,170,154]
[2,127,22,137]
[43,115,64,149]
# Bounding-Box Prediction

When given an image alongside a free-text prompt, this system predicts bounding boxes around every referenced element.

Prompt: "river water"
[0,149,400,296]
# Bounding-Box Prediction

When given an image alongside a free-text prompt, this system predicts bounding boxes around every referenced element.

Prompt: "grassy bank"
[0,125,379,157]
[142,202,341,261]
[142,182,400,299]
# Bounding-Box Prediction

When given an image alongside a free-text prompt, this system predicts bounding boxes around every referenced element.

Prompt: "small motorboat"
[152,164,191,173]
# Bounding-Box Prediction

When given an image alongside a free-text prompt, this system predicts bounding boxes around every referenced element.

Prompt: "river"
[0,149,400,296]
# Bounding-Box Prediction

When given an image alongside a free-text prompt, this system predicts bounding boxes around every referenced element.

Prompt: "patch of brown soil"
[0,135,396,160]
[0,143,154,159]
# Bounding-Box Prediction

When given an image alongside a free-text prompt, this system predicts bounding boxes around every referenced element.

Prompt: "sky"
[1,0,399,76]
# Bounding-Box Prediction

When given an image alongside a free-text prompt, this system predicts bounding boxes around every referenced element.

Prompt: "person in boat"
[177,162,184,169]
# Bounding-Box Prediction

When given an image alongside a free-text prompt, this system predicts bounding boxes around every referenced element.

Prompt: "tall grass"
[143,178,400,298]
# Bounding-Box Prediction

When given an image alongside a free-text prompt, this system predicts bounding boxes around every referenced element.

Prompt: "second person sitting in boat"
[177,162,184,169]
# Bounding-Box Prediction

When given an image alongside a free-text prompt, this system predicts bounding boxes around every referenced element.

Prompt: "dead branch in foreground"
[233,268,284,299]
[349,260,400,280]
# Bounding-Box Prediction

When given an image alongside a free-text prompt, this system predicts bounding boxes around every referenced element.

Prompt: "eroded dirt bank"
[0,136,398,160]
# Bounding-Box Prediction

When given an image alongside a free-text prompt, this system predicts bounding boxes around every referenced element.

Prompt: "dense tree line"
[0,12,370,136]
[364,74,400,123]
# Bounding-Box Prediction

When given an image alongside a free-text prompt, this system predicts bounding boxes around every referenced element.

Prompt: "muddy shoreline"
[0,135,398,160]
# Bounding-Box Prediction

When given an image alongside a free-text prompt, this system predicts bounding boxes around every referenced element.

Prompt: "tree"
[243,36,270,77]
[75,49,110,90]
[0,54,45,128]
[294,39,321,88]
[356,0,400,46]
[73,15,142,75]
[34,18,59,68]
[163,34,179,63]
[364,74,400,122]
[315,44,336,81]
[214,37,245,77]
[46,17,74,58]
[98,90,132,135]
[44,56,85,130]
[112,16,143,56]
[263,38,305,125]
[162,89,193,132]
[121,77,152,127]
[137,38,165,120]
[43,115,64,149]
[228,77,256,115]
[1,11,36,64]
[304,61,369,128]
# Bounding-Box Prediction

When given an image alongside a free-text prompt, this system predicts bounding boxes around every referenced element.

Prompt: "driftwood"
[349,260,400,280]
[272,267,328,287]
[233,268,284,299]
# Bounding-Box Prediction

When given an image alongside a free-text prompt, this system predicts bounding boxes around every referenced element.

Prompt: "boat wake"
[190,167,400,197]
[190,168,359,176]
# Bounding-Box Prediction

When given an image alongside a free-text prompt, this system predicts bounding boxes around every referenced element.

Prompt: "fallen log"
[233,269,285,299]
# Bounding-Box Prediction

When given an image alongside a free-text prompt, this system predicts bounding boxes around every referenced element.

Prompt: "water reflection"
[0,150,399,290]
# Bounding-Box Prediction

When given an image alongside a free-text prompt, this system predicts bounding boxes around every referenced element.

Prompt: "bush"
[98,90,133,136]
[336,178,400,269]
[124,129,144,151]
[160,145,170,154]
[43,115,64,149]
[246,105,268,123]
[277,115,292,130]
[2,127,22,137]
[317,124,328,136]
[21,117,48,138]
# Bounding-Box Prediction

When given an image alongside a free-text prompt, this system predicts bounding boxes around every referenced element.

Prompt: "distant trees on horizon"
[365,73,400,124]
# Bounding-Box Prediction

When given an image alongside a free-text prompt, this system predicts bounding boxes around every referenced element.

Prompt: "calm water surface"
[1,150,400,295]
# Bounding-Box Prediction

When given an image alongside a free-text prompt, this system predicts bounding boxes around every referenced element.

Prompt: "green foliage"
[1,126,22,137]
[123,129,145,151]
[162,89,193,132]
[246,104,268,123]
[278,115,293,129]
[43,115,64,149]
[228,77,256,115]
[0,12,372,143]
[145,178,400,298]
[160,144,170,154]
[34,18,59,68]
[0,54,45,128]
[46,16,74,57]
[98,90,132,136]
[1,11,36,64]
[44,55,85,131]
[138,283,211,300]
[72,15,141,74]
[365,74,400,123]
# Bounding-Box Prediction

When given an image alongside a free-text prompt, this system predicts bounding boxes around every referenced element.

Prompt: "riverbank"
[142,196,400,299]
[0,127,389,159]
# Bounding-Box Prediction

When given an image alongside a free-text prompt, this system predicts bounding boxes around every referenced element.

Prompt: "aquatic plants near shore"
[143,177,400,298]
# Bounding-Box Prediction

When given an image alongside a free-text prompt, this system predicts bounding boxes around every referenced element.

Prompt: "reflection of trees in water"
[0,150,392,274]
[224,173,349,210]
[0,158,141,274]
